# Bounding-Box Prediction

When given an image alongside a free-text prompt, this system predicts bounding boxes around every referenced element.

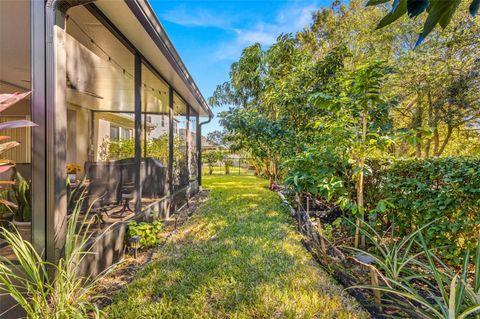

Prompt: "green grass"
[106,175,367,318]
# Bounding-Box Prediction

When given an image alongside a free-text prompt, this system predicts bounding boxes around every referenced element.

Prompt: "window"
[141,63,170,199]
[66,5,135,164]
[173,93,188,191]
[120,127,131,140]
[0,0,33,254]
[110,125,119,140]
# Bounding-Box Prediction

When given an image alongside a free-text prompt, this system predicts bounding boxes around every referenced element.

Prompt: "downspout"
[197,109,213,191]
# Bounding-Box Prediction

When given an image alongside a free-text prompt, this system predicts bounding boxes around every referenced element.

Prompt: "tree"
[203,151,222,175]
[206,130,226,147]
[367,0,479,45]
[349,60,392,248]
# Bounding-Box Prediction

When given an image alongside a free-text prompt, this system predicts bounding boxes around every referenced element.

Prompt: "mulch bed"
[277,190,409,319]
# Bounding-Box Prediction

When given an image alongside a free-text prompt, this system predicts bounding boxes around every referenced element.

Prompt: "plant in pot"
[0,190,13,229]
[10,172,32,242]
[0,91,36,241]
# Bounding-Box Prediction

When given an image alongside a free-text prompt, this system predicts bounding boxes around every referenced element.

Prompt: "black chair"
[84,162,122,222]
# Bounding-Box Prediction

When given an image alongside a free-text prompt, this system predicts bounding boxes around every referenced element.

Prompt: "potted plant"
[66,163,82,183]
[0,91,36,241]
[10,172,32,242]
[0,190,13,229]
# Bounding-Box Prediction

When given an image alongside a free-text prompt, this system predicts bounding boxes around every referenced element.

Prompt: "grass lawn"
[106,175,367,318]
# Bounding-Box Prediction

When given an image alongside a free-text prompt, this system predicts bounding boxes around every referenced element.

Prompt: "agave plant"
[0,192,107,318]
[0,92,36,209]
[350,226,480,319]
[345,219,434,281]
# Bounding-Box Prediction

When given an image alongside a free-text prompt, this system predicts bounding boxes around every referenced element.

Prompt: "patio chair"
[84,162,123,222]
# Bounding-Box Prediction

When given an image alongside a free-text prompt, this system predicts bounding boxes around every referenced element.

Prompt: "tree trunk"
[436,125,453,156]
[425,90,433,158]
[433,104,440,156]
[415,94,423,158]
[355,109,367,249]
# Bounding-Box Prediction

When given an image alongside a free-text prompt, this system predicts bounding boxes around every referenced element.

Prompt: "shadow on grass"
[107,175,366,318]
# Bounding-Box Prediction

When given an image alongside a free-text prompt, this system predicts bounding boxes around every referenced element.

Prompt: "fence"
[202,157,256,176]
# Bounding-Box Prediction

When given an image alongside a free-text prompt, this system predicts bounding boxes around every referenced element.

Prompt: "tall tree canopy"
[367,0,479,45]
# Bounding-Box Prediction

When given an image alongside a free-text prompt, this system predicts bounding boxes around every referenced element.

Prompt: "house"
[0,0,213,315]
[178,128,223,151]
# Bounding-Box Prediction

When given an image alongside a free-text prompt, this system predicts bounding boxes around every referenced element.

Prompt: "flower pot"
[12,219,31,243]
[68,173,77,183]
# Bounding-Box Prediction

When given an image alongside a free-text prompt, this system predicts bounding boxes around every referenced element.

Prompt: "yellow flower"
[66,164,82,174]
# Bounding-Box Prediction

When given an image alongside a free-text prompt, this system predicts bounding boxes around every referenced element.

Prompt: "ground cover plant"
[106,175,367,318]
[127,220,163,249]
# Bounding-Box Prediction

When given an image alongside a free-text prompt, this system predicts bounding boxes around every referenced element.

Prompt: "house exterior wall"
[0,1,211,316]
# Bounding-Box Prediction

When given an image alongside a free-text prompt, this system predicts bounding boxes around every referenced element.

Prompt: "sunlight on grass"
[106,175,367,318]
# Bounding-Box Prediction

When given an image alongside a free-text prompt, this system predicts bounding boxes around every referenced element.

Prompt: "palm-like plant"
[345,219,431,281]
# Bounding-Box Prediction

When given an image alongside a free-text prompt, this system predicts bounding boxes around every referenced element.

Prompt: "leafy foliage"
[0,92,37,212]
[367,0,479,45]
[365,157,480,262]
[9,172,31,222]
[99,136,184,165]
[127,220,163,249]
[203,150,223,175]
[352,228,480,318]
[211,0,480,266]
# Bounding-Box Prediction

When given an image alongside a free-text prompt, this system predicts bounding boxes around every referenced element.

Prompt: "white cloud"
[160,5,234,29]
[215,1,321,60]
[160,1,322,61]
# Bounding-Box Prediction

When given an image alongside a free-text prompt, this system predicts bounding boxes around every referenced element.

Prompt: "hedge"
[364,157,480,263]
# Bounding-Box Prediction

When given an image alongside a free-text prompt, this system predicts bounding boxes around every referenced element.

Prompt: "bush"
[365,157,480,263]
[127,220,163,249]
[224,159,234,175]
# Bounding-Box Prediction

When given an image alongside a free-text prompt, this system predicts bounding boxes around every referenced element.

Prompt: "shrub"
[364,157,480,263]
[127,220,163,249]
[203,151,222,175]
[224,158,234,175]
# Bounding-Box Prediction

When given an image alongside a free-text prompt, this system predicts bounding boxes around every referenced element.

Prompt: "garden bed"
[95,190,210,308]
[277,191,411,319]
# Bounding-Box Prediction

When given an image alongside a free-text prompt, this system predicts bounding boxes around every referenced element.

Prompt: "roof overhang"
[58,0,212,118]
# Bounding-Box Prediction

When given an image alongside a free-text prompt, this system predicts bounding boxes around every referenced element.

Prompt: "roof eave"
[125,0,213,118]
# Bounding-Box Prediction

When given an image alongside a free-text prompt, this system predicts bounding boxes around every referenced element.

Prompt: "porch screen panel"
[0,0,33,256]
[189,107,198,181]
[141,63,170,199]
[65,5,136,215]
[173,94,188,191]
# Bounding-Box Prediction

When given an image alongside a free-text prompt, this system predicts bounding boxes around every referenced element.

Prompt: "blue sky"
[150,0,331,134]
